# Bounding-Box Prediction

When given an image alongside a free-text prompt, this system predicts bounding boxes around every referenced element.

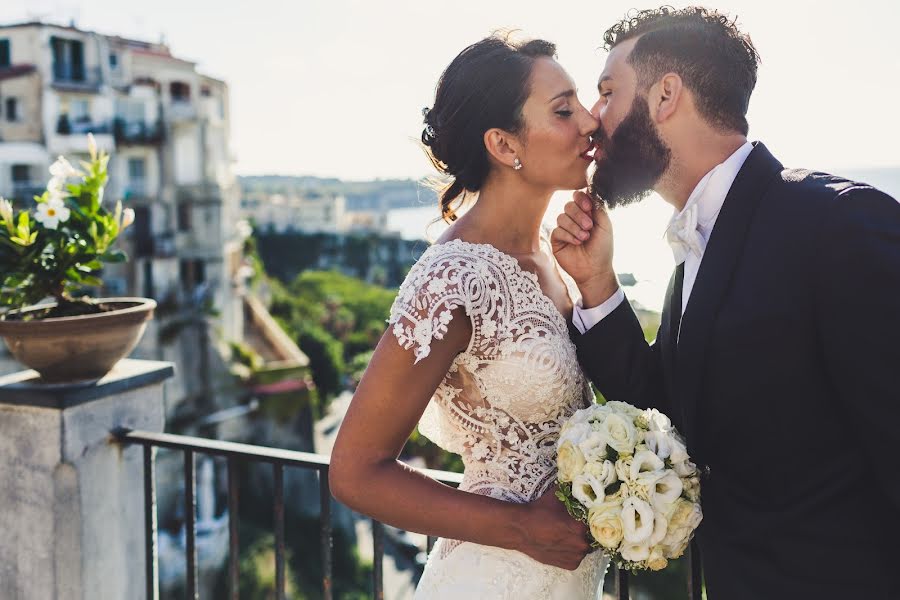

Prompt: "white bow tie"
[665,203,705,265]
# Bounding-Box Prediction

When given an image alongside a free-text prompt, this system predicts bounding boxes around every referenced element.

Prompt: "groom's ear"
[650,73,683,124]
[484,128,521,169]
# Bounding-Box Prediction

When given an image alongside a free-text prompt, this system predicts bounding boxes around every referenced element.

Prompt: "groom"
[552,6,900,599]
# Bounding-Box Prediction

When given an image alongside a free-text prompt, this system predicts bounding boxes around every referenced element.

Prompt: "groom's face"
[589,39,672,208]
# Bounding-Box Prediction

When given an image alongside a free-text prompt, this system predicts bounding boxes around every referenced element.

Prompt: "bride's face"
[515,58,599,191]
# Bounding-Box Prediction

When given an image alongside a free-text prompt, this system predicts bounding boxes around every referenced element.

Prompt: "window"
[11,164,30,183]
[170,81,190,102]
[109,52,118,69]
[5,98,18,122]
[0,40,10,69]
[127,158,146,195]
[177,201,192,231]
[69,99,90,123]
[51,37,85,82]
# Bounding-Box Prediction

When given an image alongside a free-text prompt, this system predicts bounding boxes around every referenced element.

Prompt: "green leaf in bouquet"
[80,275,103,287]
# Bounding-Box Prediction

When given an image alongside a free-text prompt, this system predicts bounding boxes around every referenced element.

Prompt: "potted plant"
[0,134,156,382]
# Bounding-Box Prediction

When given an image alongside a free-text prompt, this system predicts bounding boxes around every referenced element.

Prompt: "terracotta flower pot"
[0,297,156,383]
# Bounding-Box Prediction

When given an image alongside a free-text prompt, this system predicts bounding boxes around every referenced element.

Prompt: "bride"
[329,33,607,599]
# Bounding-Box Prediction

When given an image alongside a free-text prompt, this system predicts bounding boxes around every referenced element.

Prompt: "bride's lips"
[579,140,598,162]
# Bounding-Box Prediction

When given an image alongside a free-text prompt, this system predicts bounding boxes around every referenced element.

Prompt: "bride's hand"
[551,190,619,307]
[517,486,593,571]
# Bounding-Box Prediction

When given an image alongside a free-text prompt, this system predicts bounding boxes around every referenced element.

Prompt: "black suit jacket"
[575,143,900,599]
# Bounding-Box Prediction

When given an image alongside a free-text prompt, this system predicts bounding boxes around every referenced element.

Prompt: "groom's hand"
[551,191,619,307]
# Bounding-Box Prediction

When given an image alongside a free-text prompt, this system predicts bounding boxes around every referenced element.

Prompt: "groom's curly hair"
[604,6,760,135]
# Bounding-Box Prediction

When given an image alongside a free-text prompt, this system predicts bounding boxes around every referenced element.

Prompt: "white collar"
[664,141,755,261]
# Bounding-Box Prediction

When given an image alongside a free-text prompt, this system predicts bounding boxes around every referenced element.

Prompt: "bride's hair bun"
[421,34,556,223]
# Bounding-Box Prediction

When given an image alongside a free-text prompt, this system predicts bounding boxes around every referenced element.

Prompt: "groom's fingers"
[556,212,590,243]
[551,224,584,247]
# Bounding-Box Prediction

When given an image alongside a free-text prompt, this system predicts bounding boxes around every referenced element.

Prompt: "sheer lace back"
[389,239,594,556]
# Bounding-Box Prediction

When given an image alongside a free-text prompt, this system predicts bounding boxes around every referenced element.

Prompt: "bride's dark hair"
[421,33,556,223]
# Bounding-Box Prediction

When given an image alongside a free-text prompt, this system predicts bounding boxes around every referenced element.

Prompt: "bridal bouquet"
[555,401,702,571]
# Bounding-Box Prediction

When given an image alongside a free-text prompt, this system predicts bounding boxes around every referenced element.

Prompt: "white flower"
[661,499,703,558]
[621,497,655,544]
[673,459,698,478]
[600,412,638,455]
[572,472,608,509]
[34,197,70,229]
[645,409,672,432]
[577,430,609,462]
[559,422,591,446]
[583,459,617,488]
[557,440,586,483]
[620,540,651,563]
[587,501,624,550]
[643,430,674,460]
[49,155,80,180]
[647,546,669,571]
[605,401,644,419]
[630,449,665,481]
[668,437,689,464]
[568,406,596,426]
[648,510,669,546]
[0,197,12,225]
[87,132,98,161]
[121,207,135,230]
[645,470,684,512]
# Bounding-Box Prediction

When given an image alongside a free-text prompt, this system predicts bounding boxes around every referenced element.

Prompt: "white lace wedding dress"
[388,238,608,600]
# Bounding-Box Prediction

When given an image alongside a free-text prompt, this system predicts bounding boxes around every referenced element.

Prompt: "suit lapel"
[674,143,783,444]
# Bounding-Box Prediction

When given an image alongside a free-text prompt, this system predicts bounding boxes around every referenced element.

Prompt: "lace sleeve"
[388,248,473,364]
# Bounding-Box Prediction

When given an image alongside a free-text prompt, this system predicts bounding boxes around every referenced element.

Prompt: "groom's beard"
[590,95,672,208]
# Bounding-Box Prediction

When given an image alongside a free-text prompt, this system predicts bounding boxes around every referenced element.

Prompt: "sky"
[2,0,898,310]
[3,0,898,180]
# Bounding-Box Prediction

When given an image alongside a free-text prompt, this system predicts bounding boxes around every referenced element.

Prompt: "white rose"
[578,431,609,462]
[568,406,596,425]
[559,422,591,446]
[645,408,672,432]
[620,541,651,563]
[661,499,703,558]
[572,472,608,509]
[647,546,669,571]
[683,475,701,503]
[587,501,624,549]
[630,450,665,480]
[621,497,655,544]
[557,440,586,483]
[606,401,644,419]
[584,459,617,488]
[601,413,638,455]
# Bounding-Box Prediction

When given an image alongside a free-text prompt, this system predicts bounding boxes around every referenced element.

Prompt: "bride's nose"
[579,106,600,136]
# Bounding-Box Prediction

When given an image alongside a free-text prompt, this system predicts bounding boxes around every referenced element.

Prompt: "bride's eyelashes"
[556,110,574,118]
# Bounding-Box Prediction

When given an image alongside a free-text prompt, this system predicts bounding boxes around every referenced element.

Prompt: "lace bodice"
[389,239,594,507]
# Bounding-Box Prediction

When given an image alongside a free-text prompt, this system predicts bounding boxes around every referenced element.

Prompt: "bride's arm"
[329,309,592,570]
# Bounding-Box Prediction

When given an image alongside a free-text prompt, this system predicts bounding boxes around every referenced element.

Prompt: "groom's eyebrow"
[598,76,613,91]
[550,89,576,102]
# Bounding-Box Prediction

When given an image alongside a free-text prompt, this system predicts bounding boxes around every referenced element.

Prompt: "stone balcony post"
[0,359,174,600]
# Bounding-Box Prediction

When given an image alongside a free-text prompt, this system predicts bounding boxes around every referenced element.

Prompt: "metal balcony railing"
[114,118,165,145]
[114,429,702,600]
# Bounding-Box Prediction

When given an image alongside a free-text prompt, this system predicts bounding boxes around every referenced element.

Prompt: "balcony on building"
[50,35,103,93]
[113,117,164,146]
[168,81,196,122]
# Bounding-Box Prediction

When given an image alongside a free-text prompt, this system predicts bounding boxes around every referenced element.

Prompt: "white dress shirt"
[573,141,755,334]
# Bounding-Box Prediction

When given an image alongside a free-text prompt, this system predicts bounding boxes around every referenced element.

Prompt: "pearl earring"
[513,158,523,171]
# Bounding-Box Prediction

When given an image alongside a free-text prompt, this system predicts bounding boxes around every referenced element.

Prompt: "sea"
[386,167,900,313]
